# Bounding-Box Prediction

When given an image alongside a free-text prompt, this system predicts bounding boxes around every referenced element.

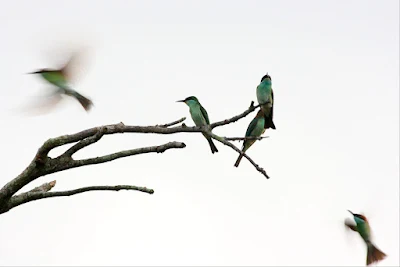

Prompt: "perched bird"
[345,210,387,266]
[234,109,266,167]
[28,52,93,111]
[177,96,218,154]
[256,73,276,130]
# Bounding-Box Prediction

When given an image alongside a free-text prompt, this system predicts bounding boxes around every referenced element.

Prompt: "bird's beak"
[347,210,354,215]
[176,100,185,103]
[26,71,40,75]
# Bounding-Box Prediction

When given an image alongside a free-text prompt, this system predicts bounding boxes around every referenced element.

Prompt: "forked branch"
[0,101,270,215]
[1,181,153,213]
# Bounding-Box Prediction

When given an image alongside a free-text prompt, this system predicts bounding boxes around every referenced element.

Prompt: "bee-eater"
[256,73,276,130]
[177,96,218,154]
[28,55,93,111]
[345,210,387,266]
[234,109,266,167]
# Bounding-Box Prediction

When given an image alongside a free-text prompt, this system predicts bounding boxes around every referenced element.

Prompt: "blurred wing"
[17,90,63,116]
[344,219,357,232]
[59,47,91,83]
[200,105,210,125]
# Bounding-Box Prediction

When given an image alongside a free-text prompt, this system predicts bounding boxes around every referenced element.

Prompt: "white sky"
[0,0,399,266]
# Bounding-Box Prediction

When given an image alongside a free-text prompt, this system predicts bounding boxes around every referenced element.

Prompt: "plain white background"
[0,0,398,265]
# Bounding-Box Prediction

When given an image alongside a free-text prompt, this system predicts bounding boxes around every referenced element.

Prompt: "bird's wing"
[245,116,259,137]
[59,48,90,83]
[344,219,357,232]
[200,105,210,125]
[18,89,63,116]
[59,53,78,81]
[270,89,274,116]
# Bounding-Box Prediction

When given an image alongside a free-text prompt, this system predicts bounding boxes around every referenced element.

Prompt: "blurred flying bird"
[177,96,218,154]
[234,109,266,167]
[28,50,93,112]
[256,73,276,130]
[345,210,387,266]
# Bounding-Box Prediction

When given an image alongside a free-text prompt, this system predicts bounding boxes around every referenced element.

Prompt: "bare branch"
[0,141,185,206]
[0,103,268,215]
[225,136,269,141]
[210,101,260,129]
[156,117,186,127]
[29,180,57,193]
[1,185,154,214]
[210,133,269,179]
[73,141,186,167]
[63,127,106,157]
[28,102,258,161]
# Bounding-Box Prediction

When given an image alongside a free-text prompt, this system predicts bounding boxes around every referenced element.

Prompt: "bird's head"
[261,73,272,82]
[348,210,368,224]
[176,96,199,106]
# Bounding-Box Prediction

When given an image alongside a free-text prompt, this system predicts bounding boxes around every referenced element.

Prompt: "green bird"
[345,210,387,266]
[28,53,93,111]
[234,109,266,167]
[256,73,276,130]
[177,96,218,154]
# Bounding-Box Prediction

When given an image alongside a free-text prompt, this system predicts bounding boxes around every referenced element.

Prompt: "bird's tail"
[366,241,386,266]
[260,105,276,130]
[234,153,244,167]
[206,137,218,154]
[264,115,276,130]
[73,92,93,111]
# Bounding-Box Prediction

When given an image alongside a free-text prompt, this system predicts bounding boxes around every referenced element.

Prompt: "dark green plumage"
[177,96,218,154]
[256,74,276,130]
[234,109,266,167]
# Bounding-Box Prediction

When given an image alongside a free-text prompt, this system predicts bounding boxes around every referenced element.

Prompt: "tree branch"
[28,180,57,193]
[0,102,268,215]
[73,142,186,167]
[1,184,154,214]
[0,141,185,207]
[210,133,269,179]
[156,117,186,127]
[210,101,260,129]
[63,127,106,157]
[225,136,269,141]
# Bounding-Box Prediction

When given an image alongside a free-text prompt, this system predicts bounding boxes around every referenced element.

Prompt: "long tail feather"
[207,137,218,154]
[234,153,244,167]
[263,113,276,130]
[366,242,386,266]
[73,92,93,111]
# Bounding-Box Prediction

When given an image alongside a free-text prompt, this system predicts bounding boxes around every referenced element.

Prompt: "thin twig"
[2,185,154,214]
[73,142,186,167]
[63,127,106,157]
[210,101,260,129]
[156,117,186,127]
[225,136,269,141]
[210,133,269,179]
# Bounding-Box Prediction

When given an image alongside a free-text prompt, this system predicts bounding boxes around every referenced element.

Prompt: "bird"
[345,210,387,266]
[234,109,266,167]
[256,73,276,130]
[177,96,218,154]
[28,52,93,112]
